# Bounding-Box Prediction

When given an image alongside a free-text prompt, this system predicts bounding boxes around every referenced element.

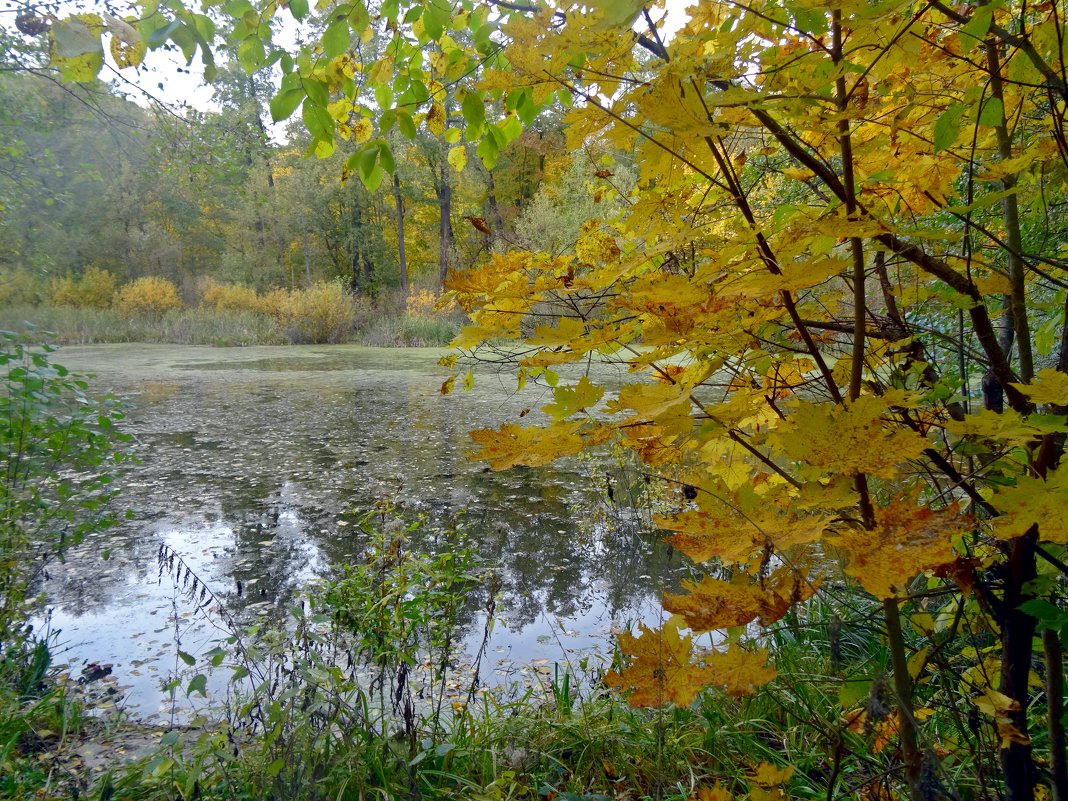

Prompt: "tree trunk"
[393,170,408,294]
[437,161,452,289]
[485,168,503,233]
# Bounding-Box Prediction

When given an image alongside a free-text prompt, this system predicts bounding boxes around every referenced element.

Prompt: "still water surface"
[41,345,689,720]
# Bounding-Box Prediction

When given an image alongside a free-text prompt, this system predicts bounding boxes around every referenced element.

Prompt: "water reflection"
[41,345,690,720]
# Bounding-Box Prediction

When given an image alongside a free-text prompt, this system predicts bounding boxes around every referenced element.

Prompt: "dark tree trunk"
[393,170,408,294]
[437,160,452,289]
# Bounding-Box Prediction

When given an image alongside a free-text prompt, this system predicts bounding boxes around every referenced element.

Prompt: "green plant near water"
[0,333,131,800]
[0,332,131,653]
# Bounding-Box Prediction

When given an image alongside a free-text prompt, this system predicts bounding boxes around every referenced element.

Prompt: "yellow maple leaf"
[1011,368,1068,406]
[945,408,1068,445]
[541,376,605,420]
[705,645,777,696]
[468,421,585,470]
[991,466,1068,543]
[749,762,795,787]
[773,395,929,479]
[604,619,719,708]
[826,495,966,599]
[663,566,816,632]
[657,507,828,565]
[692,784,733,801]
[575,225,620,264]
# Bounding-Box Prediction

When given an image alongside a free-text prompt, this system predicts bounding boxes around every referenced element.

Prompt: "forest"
[2,0,1068,801]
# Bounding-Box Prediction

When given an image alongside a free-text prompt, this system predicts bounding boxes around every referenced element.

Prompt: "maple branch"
[689,83,844,403]
[727,430,802,489]
[930,0,1068,103]
[985,40,1034,383]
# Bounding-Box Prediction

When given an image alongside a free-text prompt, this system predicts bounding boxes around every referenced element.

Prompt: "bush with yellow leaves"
[113,276,183,319]
[198,278,261,313]
[259,281,354,344]
[405,288,439,319]
[50,266,117,309]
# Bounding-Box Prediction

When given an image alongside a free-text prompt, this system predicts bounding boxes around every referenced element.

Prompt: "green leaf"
[144,18,182,47]
[177,649,196,666]
[960,5,993,46]
[322,18,350,58]
[374,82,393,111]
[498,115,523,144]
[789,3,829,35]
[303,101,334,142]
[187,674,208,697]
[398,111,417,139]
[360,164,385,191]
[476,135,499,169]
[303,78,329,108]
[52,15,103,58]
[423,1,448,39]
[379,143,396,174]
[461,91,485,133]
[237,35,265,71]
[933,103,965,152]
[266,758,286,777]
[348,2,371,35]
[359,146,378,179]
[270,89,305,122]
[159,731,181,747]
[978,97,1004,128]
[289,0,309,21]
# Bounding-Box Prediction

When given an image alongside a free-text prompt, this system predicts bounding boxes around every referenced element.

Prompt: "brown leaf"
[464,215,492,235]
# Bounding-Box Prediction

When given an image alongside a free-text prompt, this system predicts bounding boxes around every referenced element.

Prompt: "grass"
[0,303,463,347]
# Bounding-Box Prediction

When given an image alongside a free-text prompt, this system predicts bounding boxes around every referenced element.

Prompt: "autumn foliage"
[112,276,183,319]
[50,266,117,309]
[40,0,1068,798]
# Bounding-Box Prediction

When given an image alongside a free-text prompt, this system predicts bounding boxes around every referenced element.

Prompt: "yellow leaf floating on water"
[1011,368,1068,406]
[991,466,1068,543]
[773,395,928,479]
[468,421,585,470]
[826,495,966,599]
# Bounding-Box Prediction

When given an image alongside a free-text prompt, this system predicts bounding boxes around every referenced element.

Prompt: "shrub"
[263,281,355,344]
[198,278,261,313]
[113,276,183,318]
[0,268,45,307]
[405,287,439,318]
[49,266,117,309]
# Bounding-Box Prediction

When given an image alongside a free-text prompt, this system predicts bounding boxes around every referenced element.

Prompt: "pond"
[39,344,691,721]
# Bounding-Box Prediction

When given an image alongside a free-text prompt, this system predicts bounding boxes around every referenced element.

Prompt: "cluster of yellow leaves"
[663,565,818,632]
[424,0,1068,719]
[604,619,776,708]
[826,495,969,599]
